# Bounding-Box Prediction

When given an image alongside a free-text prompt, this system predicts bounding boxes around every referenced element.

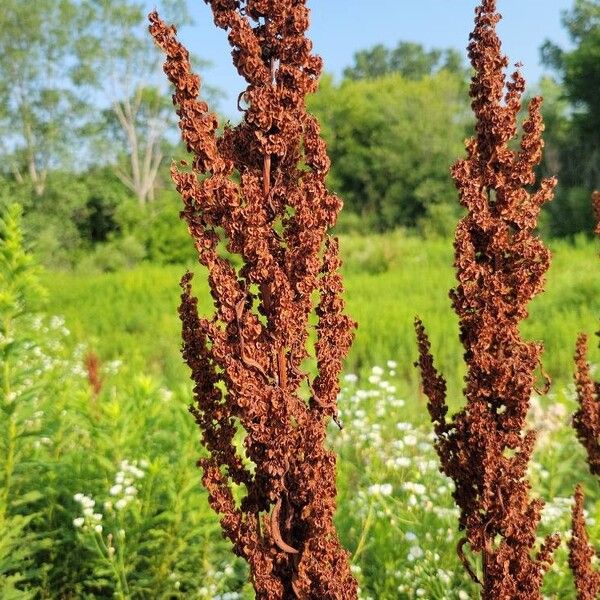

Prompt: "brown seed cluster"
[569,485,600,600]
[414,1,559,597]
[149,3,357,599]
[574,332,600,478]
[593,191,600,236]
[84,351,102,397]
[570,191,600,598]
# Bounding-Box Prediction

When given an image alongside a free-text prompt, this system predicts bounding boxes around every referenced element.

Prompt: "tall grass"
[43,232,600,405]
[0,228,597,597]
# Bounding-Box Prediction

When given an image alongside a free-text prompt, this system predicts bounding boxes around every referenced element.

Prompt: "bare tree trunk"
[112,88,164,204]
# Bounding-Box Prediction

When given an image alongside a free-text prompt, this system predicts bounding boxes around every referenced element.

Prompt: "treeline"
[0,0,598,270]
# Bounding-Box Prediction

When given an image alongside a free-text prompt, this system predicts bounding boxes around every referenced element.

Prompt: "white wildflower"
[115,498,128,511]
[109,484,122,496]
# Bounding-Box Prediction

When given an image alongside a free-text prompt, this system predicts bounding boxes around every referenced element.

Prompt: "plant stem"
[1,316,15,522]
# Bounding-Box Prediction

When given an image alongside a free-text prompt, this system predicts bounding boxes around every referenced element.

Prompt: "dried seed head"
[84,350,102,397]
[593,191,600,236]
[573,333,600,478]
[150,3,356,598]
[569,485,600,600]
[415,0,559,596]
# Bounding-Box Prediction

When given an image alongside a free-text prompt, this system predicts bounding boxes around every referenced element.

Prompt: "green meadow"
[43,232,600,406]
[22,231,600,599]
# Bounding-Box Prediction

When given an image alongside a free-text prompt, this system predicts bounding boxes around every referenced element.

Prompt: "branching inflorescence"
[149,2,357,599]
[574,330,600,478]
[570,190,600,599]
[569,485,600,600]
[414,1,560,597]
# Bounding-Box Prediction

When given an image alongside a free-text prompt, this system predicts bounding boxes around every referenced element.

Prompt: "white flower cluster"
[73,493,103,534]
[105,459,146,512]
[367,483,393,497]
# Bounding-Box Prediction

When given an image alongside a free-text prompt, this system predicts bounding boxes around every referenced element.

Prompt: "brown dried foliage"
[570,193,600,597]
[149,3,357,599]
[593,191,600,236]
[574,333,600,478]
[84,351,102,397]
[414,1,559,597]
[569,485,600,600]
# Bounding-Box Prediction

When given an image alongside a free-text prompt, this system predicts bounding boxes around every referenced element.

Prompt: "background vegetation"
[1,0,599,598]
[0,0,597,270]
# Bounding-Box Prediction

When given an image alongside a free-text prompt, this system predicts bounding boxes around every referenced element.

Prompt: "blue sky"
[172,1,573,115]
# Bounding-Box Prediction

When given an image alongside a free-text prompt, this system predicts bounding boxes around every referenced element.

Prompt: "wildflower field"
[1,228,596,598]
[3,0,600,596]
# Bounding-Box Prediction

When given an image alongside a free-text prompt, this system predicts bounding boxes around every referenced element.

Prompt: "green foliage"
[1,213,600,597]
[541,0,600,206]
[544,186,596,237]
[42,232,600,405]
[11,168,135,270]
[558,0,600,131]
[309,72,470,231]
[0,0,91,196]
[0,204,51,594]
[0,207,251,597]
[142,199,196,266]
[343,41,467,81]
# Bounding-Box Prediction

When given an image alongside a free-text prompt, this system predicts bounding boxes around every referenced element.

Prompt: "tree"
[0,1,91,197]
[344,41,467,81]
[541,0,600,191]
[309,71,470,231]
[82,0,199,205]
[98,86,174,205]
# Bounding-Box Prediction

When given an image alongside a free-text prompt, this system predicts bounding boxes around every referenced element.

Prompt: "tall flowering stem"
[570,191,600,598]
[592,191,600,236]
[569,485,600,599]
[149,3,357,599]
[414,1,559,597]
[573,192,600,473]
[574,332,600,477]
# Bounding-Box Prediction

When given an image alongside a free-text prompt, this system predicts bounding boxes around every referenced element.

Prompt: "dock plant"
[414,0,560,597]
[570,190,600,599]
[149,2,357,598]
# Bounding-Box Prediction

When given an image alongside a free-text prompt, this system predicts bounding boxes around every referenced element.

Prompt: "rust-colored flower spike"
[84,351,102,397]
[573,193,600,472]
[569,485,600,600]
[570,192,600,597]
[414,0,560,597]
[149,3,357,599]
[573,333,600,477]
[593,191,600,236]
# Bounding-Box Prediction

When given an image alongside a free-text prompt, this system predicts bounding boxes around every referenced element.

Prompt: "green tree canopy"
[343,41,467,81]
[0,0,93,196]
[309,71,471,232]
[542,0,600,191]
